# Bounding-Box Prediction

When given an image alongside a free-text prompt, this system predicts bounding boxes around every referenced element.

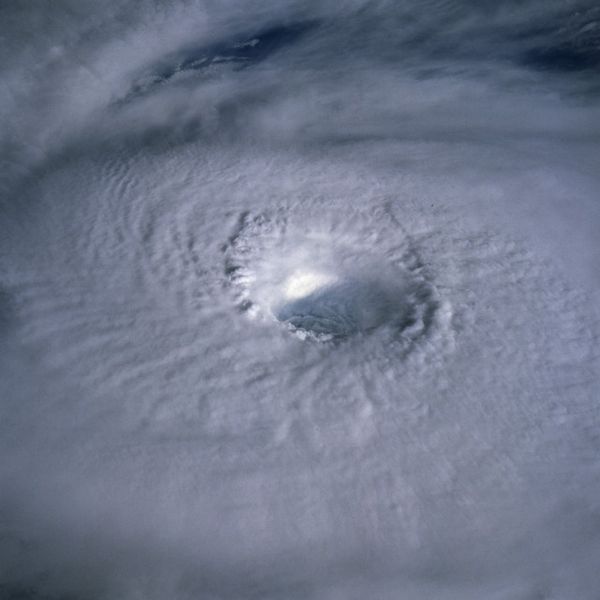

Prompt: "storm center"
[274,271,410,341]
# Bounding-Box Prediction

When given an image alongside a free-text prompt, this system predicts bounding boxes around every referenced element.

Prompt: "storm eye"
[276,275,403,341]
[223,213,442,348]
[264,267,434,343]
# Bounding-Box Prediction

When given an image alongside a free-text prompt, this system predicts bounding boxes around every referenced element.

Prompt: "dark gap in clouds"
[514,5,600,74]
[127,20,318,99]
[311,2,600,83]
[178,20,317,71]
[521,42,600,73]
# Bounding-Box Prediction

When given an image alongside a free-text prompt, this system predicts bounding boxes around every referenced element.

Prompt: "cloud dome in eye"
[282,269,337,301]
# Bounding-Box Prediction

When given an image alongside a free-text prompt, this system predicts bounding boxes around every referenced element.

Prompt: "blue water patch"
[516,7,600,74]
[180,21,315,71]
[521,43,600,73]
[129,21,316,97]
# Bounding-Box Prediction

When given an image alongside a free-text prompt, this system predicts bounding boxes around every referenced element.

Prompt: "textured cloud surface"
[1,1,600,599]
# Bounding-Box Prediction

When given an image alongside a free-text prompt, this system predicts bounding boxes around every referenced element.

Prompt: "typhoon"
[1,1,600,599]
